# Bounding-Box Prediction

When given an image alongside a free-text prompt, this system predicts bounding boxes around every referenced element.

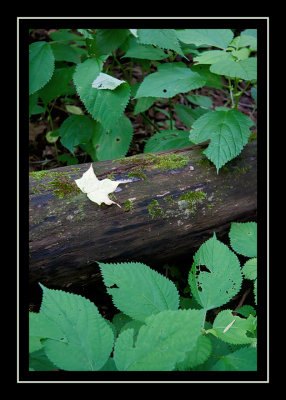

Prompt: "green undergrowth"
[29,221,257,372]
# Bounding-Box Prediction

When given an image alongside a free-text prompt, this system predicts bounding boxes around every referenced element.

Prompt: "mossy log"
[29,141,257,288]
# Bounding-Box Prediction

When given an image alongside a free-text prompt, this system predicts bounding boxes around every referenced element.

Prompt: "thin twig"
[234,288,251,313]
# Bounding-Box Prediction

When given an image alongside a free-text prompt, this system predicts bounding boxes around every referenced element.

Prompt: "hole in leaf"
[95,144,100,150]
[116,137,121,142]
[199,265,211,273]
[109,283,119,289]
[163,89,167,93]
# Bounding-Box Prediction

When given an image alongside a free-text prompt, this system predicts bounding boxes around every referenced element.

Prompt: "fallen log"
[29,141,257,288]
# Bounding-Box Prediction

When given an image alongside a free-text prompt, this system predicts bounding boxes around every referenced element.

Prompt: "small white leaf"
[75,164,128,207]
[91,73,125,90]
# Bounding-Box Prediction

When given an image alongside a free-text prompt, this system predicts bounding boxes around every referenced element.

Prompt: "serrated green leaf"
[175,104,210,128]
[137,29,184,57]
[186,94,213,109]
[114,309,205,371]
[99,357,118,371]
[213,309,257,345]
[29,93,45,117]
[122,36,169,60]
[193,50,234,65]
[91,114,133,161]
[176,335,212,370]
[49,29,83,42]
[190,64,223,89]
[73,58,130,130]
[210,57,257,81]
[229,34,257,51]
[98,261,180,322]
[188,234,243,311]
[210,346,257,371]
[38,284,114,371]
[38,66,76,105]
[176,29,234,49]
[144,129,191,153]
[254,279,257,305]
[189,109,255,172]
[59,114,96,154]
[112,312,133,336]
[229,222,257,257]
[29,311,64,354]
[236,305,256,318]
[231,47,250,61]
[50,42,81,63]
[134,97,156,114]
[29,348,58,371]
[135,62,205,99]
[242,29,257,39]
[242,258,257,280]
[86,29,129,57]
[29,41,55,95]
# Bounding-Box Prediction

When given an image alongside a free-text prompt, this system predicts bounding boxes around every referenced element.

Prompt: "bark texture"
[29,141,257,288]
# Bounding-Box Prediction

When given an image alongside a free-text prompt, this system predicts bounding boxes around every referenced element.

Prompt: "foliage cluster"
[29,222,257,372]
[29,28,257,172]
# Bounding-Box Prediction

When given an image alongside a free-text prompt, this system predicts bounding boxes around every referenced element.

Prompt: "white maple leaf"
[75,164,130,207]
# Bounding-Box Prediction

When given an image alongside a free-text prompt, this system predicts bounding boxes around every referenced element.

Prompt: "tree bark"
[29,141,257,288]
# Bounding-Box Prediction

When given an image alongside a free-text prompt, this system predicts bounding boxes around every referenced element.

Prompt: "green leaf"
[144,129,191,153]
[73,58,130,131]
[91,114,133,161]
[242,29,257,39]
[210,57,257,81]
[114,309,205,371]
[122,36,169,60]
[176,29,234,49]
[229,222,257,257]
[29,348,58,371]
[29,94,45,117]
[86,29,129,57]
[186,94,213,109]
[242,258,257,280]
[193,50,234,65]
[29,311,64,353]
[49,29,83,42]
[38,66,76,105]
[112,312,133,336]
[175,104,210,128]
[135,62,205,99]
[236,305,256,318]
[188,233,243,311]
[176,335,212,370]
[98,261,180,322]
[137,29,184,57]
[59,115,96,154]
[190,64,223,89]
[189,109,255,172]
[134,97,156,114]
[29,41,55,95]
[213,309,257,345]
[210,347,257,371]
[38,284,114,371]
[229,34,257,51]
[50,42,81,63]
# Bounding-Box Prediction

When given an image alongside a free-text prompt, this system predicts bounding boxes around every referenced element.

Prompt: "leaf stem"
[113,51,130,83]
[142,112,161,133]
